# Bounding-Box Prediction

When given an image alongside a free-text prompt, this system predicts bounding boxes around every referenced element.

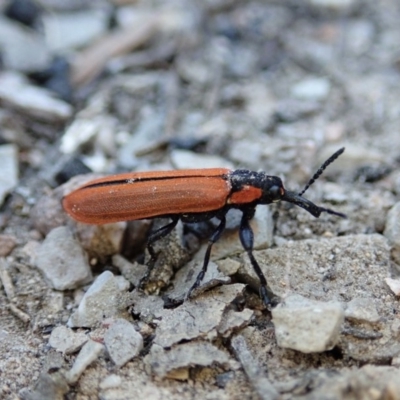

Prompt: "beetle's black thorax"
[229,170,284,205]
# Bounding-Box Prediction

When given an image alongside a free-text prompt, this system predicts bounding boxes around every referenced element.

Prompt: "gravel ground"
[0,1,400,399]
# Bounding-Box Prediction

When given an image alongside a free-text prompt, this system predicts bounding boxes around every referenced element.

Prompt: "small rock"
[49,326,88,354]
[229,140,263,167]
[390,319,400,338]
[104,319,143,367]
[130,290,165,321]
[68,271,130,328]
[216,258,241,276]
[155,284,246,348]
[167,258,231,302]
[307,0,356,11]
[22,372,69,400]
[345,297,381,323]
[272,294,344,353]
[170,149,234,170]
[231,335,280,400]
[344,20,374,56]
[65,340,104,384]
[176,58,213,86]
[384,202,400,264]
[275,99,321,123]
[74,221,127,260]
[117,110,164,169]
[392,356,400,367]
[35,226,93,291]
[43,9,109,52]
[43,291,65,315]
[215,371,235,389]
[321,182,348,203]
[0,144,18,206]
[0,72,72,122]
[291,77,331,101]
[242,82,276,129]
[385,278,400,296]
[226,44,258,78]
[325,121,346,142]
[0,257,15,300]
[60,115,118,157]
[99,374,122,390]
[0,16,50,72]
[21,240,40,265]
[0,234,17,256]
[218,309,254,337]
[112,254,147,288]
[145,341,234,379]
[31,190,69,236]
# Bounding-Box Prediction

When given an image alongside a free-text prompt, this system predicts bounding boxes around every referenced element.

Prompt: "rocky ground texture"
[0,0,400,399]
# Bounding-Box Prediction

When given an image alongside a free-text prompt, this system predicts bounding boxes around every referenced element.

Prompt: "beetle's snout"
[282,190,347,219]
[282,190,322,217]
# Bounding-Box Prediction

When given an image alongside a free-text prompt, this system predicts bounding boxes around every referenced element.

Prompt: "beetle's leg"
[139,216,179,289]
[239,208,278,307]
[187,216,226,298]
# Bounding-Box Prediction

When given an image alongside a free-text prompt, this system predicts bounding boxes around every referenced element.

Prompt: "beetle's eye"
[269,185,282,200]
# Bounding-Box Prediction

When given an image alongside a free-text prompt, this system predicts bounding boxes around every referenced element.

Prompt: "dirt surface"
[1,1,400,399]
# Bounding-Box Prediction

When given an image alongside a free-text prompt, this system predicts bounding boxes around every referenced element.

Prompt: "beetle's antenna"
[298,147,345,197]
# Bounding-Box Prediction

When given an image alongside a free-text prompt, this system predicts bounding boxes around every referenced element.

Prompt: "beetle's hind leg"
[139,216,179,290]
[187,216,226,299]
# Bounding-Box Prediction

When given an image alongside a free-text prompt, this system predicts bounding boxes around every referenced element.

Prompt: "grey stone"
[384,201,400,264]
[65,340,104,384]
[272,294,344,353]
[239,234,390,303]
[291,77,331,101]
[0,72,72,121]
[99,374,122,390]
[345,297,381,323]
[218,309,254,337]
[49,326,88,354]
[231,335,280,400]
[36,226,92,291]
[155,284,245,348]
[112,255,147,287]
[385,278,400,296]
[0,16,50,72]
[130,290,165,321]
[167,258,230,302]
[170,149,234,170]
[0,144,18,206]
[104,319,143,367]
[145,341,234,378]
[43,9,109,52]
[68,271,130,328]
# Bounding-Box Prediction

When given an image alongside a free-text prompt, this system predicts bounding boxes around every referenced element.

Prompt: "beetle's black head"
[259,178,345,218]
[258,176,286,203]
